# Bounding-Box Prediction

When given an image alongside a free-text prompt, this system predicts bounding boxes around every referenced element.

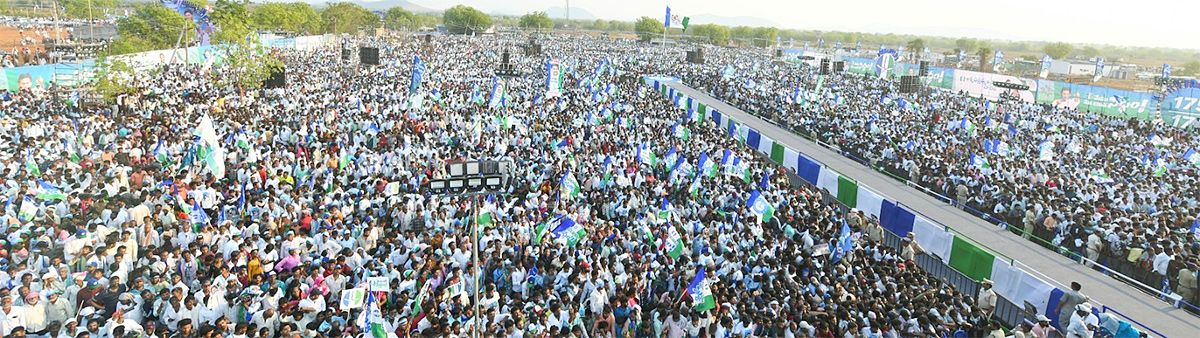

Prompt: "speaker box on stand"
[263,68,286,89]
[899,75,919,94]
[359,47,379,65]
[341,49,350,61]
[833,61,845,72]
[919,61,930,76]
[693,48,704,64]
[819,58,830,75]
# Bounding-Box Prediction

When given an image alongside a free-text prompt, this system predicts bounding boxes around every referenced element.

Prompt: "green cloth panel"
[948,236,996,281]
[699,103,707,114]
[770,143,785,165]
[836,176,858,208]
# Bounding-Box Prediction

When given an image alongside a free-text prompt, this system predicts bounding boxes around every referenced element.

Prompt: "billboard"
[1035,80,1159,120]
[843,57,875,75]
[1160,88,1200,128]
[952,69,1038,102]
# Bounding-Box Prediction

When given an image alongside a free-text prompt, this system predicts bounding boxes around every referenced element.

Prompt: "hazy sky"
[399,0,1200,50]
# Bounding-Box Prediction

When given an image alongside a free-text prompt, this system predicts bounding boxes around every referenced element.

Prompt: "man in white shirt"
[1152,246,1172,276]
[1066,303,1099,338]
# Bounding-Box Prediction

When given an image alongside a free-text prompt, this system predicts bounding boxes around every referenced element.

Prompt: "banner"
[951,69,1037,102]
[1039,55,1052,79]
[367,277,389,291]
[546,59,563,98]
[1035,80,1158,120]
[340,288,367,308]
[1161,88,1200,128]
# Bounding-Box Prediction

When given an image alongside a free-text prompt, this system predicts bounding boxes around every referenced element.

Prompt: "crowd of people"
[675,49,1200,310]
[0,31,1157,338]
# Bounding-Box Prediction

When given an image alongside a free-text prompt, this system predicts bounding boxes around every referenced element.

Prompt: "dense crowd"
[0,32,1145,338]
[675,49,1200,310]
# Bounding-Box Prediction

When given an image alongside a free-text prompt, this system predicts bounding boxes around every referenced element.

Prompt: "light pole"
[425,160,514,338]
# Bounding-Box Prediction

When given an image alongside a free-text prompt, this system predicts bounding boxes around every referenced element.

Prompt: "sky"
[394,0,1200,50]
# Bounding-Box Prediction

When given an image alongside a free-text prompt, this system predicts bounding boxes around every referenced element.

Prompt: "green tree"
[976,46,992,71]
[686,24,730,45]
[730,26,753,41]
[633,16,663,42]
[1043,42,1074,59]
[443,5,491,35]
[92,56,137,101]
[1182,60,1200,76]
[61,0,117,19]
[252,2,322,33]
[518,11,552,31]
[751,27,778,47]
[384,6,415,30]
[609,20,631,31]
[214,36,284,89]
[108,4,196,55]
[210,0,253,44]
[956,38,978,54]
[321,2,379,34]
[906,38,926,52]
[1079,46,1100,58]
[592,19,608,30]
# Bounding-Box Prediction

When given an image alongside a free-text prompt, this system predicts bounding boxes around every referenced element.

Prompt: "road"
[664,81,1200,337]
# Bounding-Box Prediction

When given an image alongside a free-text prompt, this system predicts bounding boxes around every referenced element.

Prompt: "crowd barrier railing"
[645,76,1176,337]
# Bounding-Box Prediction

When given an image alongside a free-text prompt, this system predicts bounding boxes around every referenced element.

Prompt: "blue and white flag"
[1094,57,1105,78]
[1040,54,1052,78]
[993,50,1004,69]
[190,200,210,225]
[410,55,426,93]
[488,77,507,108]
[831,220,853,263]
[1183,148,1200,165]
[1163,63,1173,81]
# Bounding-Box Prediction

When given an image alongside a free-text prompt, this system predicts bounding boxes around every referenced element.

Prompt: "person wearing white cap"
[1066,302,1098,338]
[977,279,997,319]
[1030,314,1058,338]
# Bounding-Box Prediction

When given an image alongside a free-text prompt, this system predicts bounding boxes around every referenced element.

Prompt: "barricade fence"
[643,76,1172,337]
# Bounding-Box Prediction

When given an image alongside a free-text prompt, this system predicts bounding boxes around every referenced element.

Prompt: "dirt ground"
[0,24,71,54]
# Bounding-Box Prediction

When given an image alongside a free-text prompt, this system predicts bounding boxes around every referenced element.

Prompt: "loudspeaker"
[833,61,845,72]
[819,58,830,75]
[686,51,695,63]
[899,75,919,93]
[501,51,511,64]
[359,47,379,65]
[424,34,432,44]
[919,61,930,76]
[263,68,286,89]
[341,49,350,61]
[775,49,783,57]
[693,48,704,64]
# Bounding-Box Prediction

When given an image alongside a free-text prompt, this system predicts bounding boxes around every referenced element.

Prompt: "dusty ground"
[0,24,71,53]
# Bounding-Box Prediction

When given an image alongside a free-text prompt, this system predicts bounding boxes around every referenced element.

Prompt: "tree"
[61,0,117,19]
[906,38,926,52]
[108,4,197,55]
[518,11,552,31]
[592,19,608,30]
[751,27,778,47]
[210,0,253,44]
[252,2,322,34]
[443,5,491,35]
[213,36,284,89]
[976,46,992,71]
[321,2,379,34]
[1182,60,1200,77]
[384,6,415,30]
[687,24,730,45]
[1079,46,1100,58]
[1043,42,1074,59]
[92,56,137,101]
[955,38,978,54]
[633,16,663,42]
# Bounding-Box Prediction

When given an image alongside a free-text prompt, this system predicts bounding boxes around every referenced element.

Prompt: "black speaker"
[359,47,379,65]
[686,51,695,63]
[833,61,845,72]
[775,49,783,57]
[819,58,830,75]
[341,49,350,61]
[501,51,510,64]
[919,61,930,76]
[263,68,286,89]
[899,75,919,93]
[424,34,431,43]
[694,48,704,63]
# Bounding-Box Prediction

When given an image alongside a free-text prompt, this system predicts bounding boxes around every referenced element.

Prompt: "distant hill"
[687,13,780,28]
[545,6,597,21]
